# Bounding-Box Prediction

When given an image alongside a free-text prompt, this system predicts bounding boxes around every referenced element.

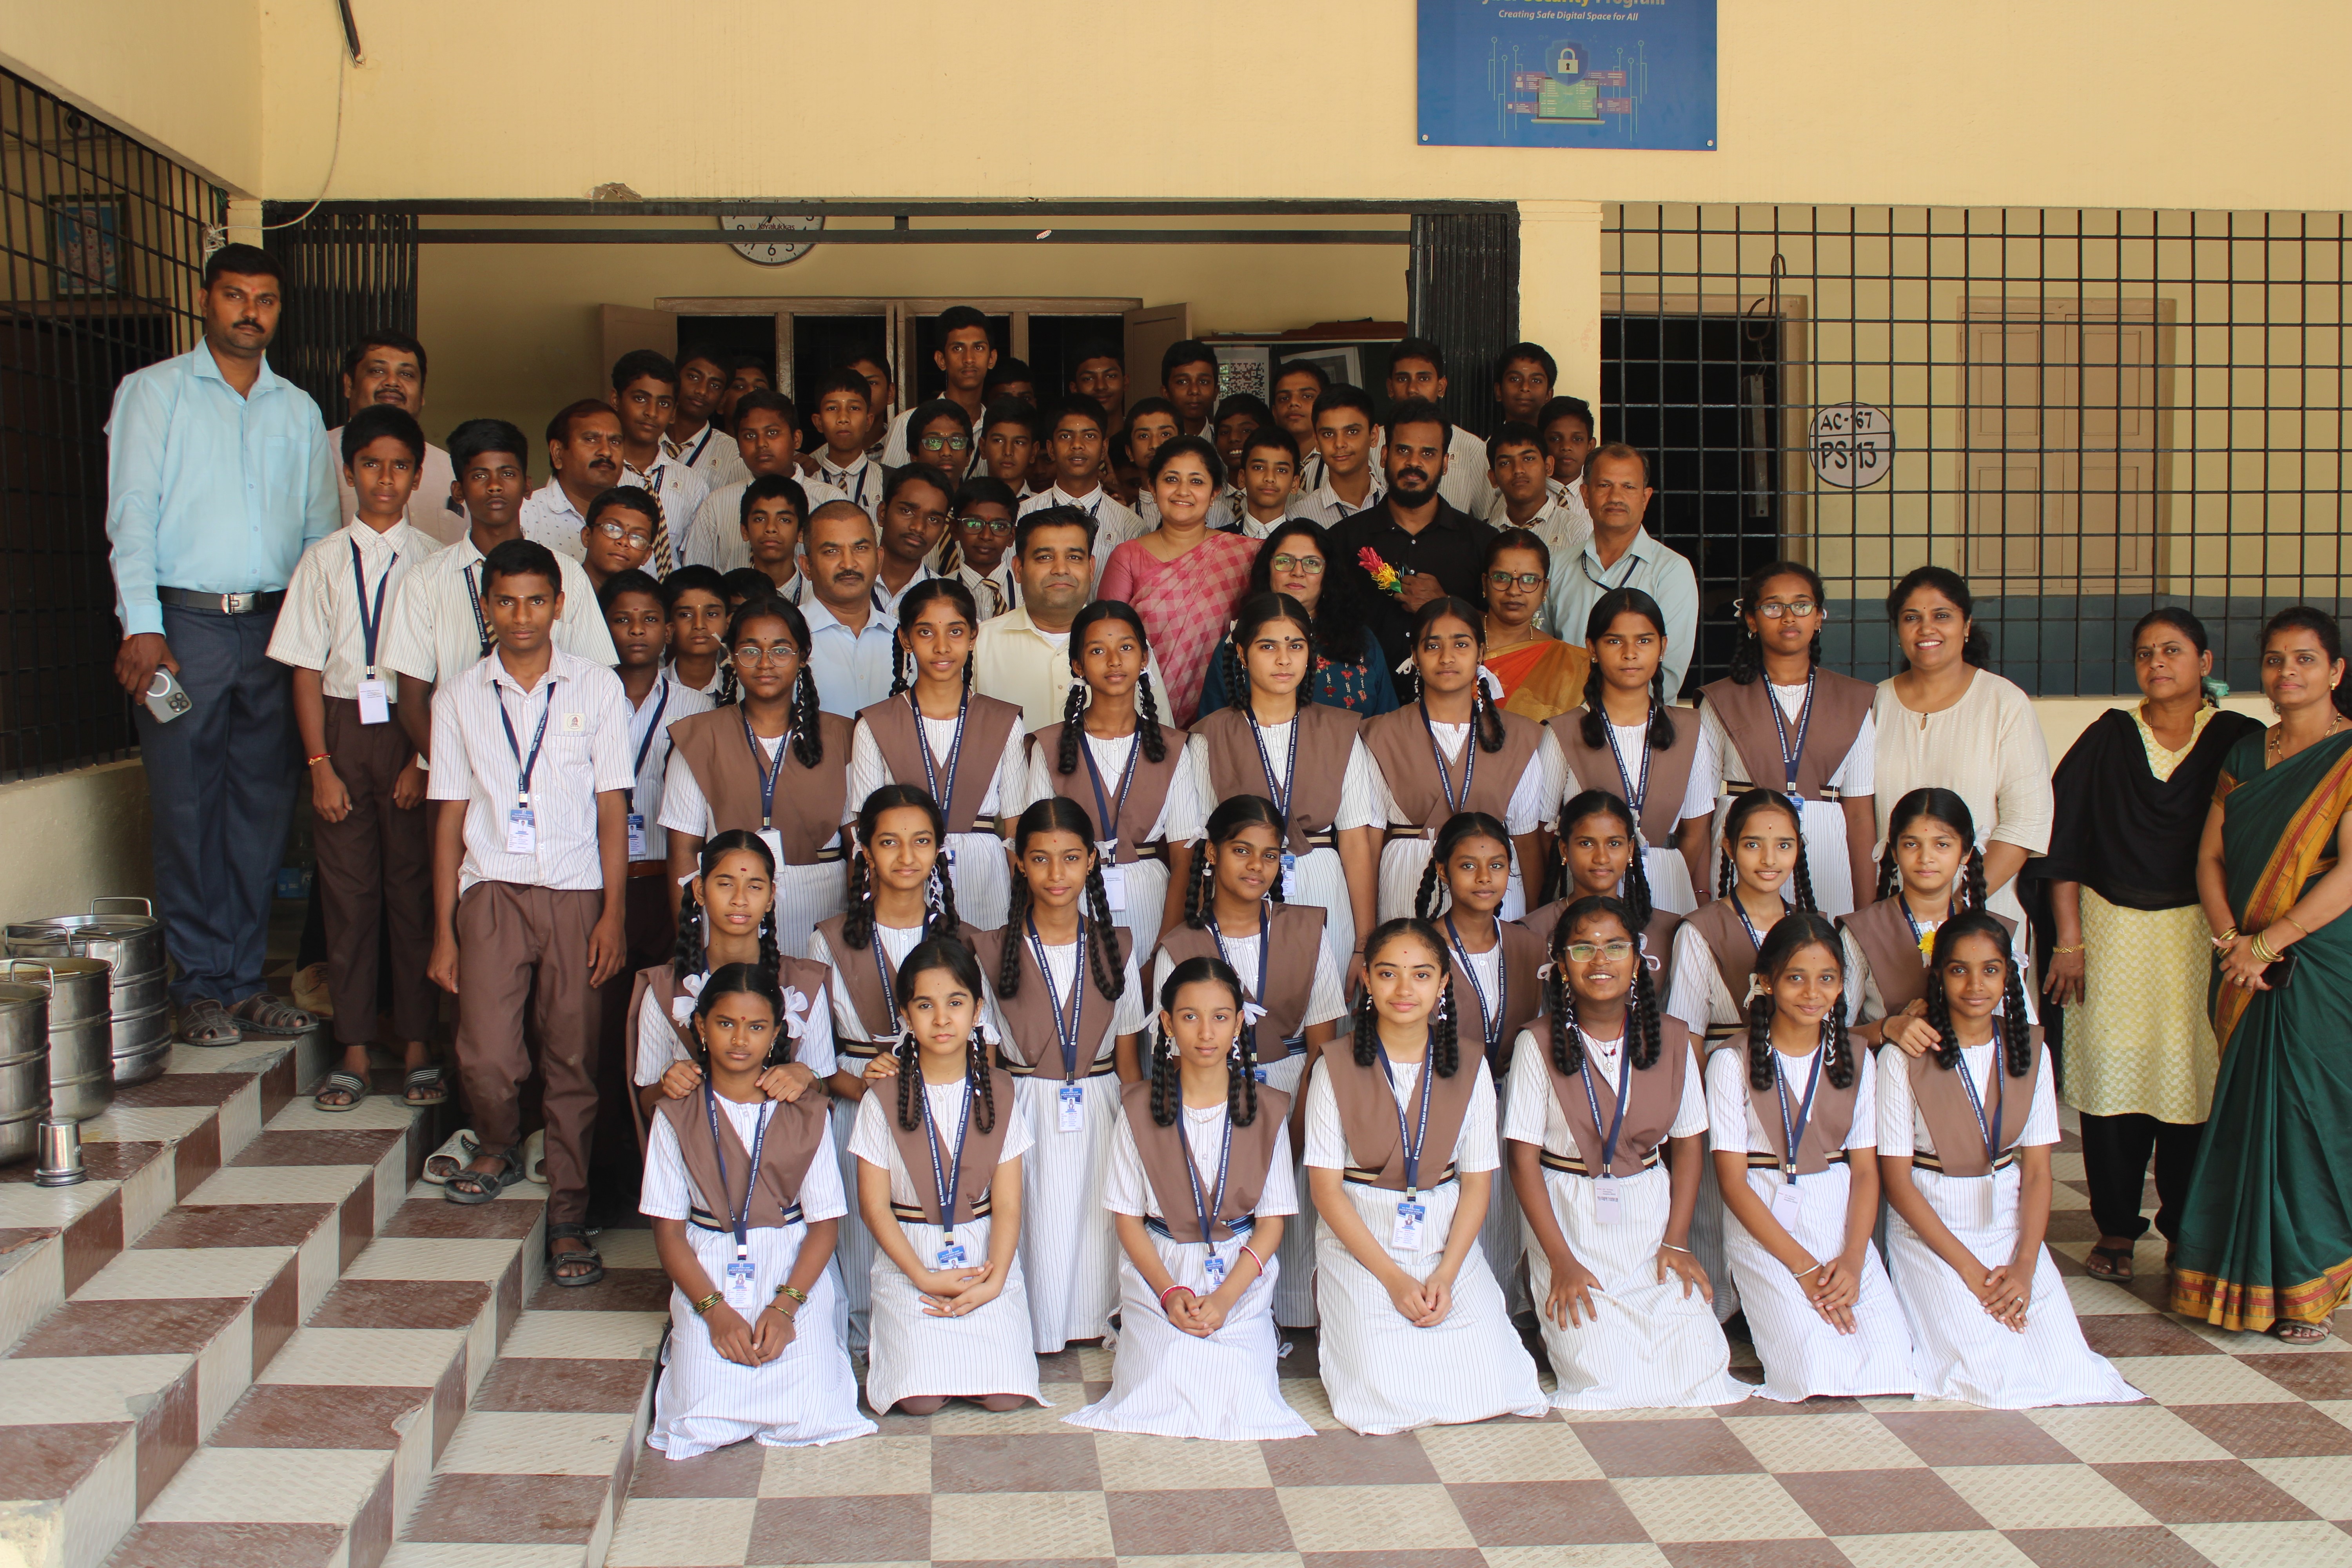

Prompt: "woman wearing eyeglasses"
[1689,562,1878,917]
[1482,528,1592,724]
[1196,518,1399,717]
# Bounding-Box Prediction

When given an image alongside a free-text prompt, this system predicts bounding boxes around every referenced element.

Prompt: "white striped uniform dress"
[1067,1103,1312,1441]
[1022,730,1203,954]
[1503,1025,1750,1410]
[849,1081,1044,1411]
[849,710,1033,931]
[1538,724,1716,917]
[641,1104,874,1455]
[1877,1042,2139,1408]
[1303,1053,1550,1435]
[1362,719,1550,924]
[658,733,853,961]
[1686,689,1877,918]
[1704,1044,1917,1401]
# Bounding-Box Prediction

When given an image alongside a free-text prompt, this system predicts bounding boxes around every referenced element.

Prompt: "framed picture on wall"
[1276,345,1361,390]
[1212,343,1271,401]
[49,197,125,297]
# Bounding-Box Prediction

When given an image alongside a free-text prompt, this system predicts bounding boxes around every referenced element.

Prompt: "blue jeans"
[136,603,298,1006]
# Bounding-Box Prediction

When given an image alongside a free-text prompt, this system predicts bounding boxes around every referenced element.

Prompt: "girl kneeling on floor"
[644,963,873,1457]
[1506,895,1749,1410]
[850,937,1044,1416]
[1878,913,2139,1408]
[1306,917,1549,1435]
[1707,914,1917,1401]
[1069,956,1312,1440]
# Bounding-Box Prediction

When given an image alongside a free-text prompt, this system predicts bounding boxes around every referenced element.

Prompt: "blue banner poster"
[1417,0,1717,151]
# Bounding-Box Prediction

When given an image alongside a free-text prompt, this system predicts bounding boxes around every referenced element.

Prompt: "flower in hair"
[779,987,813,1040]
[670,972,709,1025]
[1357,547,1403,597]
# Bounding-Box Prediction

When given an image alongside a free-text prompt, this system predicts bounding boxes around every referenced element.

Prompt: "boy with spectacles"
[607,350,709,575]
[577,486,659,591]
[951,476,1019,618]
[901,398,977,482]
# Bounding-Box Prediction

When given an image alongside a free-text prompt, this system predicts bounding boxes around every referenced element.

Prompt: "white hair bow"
[1744,974,1770,1002]
[1536,961,1554,980]
[1241,999,1269,1028]
[779,986,813,1040]
[670,972,709,1025]
[978,1014,1002,1046]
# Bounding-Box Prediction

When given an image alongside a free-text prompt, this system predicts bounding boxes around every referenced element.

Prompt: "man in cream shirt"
[973,505,1166,730]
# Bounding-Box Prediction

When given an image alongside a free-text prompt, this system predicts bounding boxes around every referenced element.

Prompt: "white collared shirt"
[1285,473,1387,528]
[662,422,747,488]
[517,479,593,560]
[426,646,635,891]
[813,453,883,520]
[620,457,711,573]
[621,671,713,862]
[379,533,618,688]
[1017,484,1146,562]
[681,473,849,572]
[801,593,898,718]
[268,518,444,699]
[327,430,467,548]
[870,561,938,622]
[956,561,1018,620]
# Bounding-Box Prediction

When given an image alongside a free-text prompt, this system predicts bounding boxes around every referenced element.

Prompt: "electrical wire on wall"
[203,0,357,257]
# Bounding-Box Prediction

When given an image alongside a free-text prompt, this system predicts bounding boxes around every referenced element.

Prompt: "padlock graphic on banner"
[1552,43,1583,80]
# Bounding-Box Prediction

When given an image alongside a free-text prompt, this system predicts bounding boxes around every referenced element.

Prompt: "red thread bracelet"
[1158,1282,1194,1310]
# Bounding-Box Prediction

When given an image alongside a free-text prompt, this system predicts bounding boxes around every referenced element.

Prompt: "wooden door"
[1123,304,1191,406]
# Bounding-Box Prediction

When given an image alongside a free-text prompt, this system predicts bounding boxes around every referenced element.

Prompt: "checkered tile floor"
[603,1126,2352,1568]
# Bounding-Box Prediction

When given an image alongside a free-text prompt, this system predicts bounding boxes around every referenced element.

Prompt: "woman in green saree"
[2172,606,2352,1342]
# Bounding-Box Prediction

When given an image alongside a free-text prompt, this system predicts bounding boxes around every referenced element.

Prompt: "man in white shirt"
[425,537,632,1270]
[518,400,624,561]
[1017,399,1145,562]
[874,465,951,620]
[1484,421,1591,566]
[974,506,1167,730]
[807,368,884,522]
[844,346,897,461]
[800,500,898,717]
[607,350,708,575]
[1271,359,1330,491]
[327,329,466,546]
[1383,337,1496,519]
[683,389,845,571]
[662,347,747,488]
[881,306,996,465]
[1287,385,1387,527]
[1543,443,1702,695]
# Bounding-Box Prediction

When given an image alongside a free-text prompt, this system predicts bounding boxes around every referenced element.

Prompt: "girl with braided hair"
[1363,599,1550,922]
[1667,788,1818,1050]
[659,597,853,958]
[1067,958,1313,1440]
[809,786,987,1352]
[1544,588,1714,916]
[1171,592,1379,982]
[848,938,1042,1416]
[849,579,1030,928]
[1504,897,1745,1409]
[627,830,833,1128]
[1877,914,2136,1406]
[1704,914,1915,1401]
[976,797,1148,1352]
[1304,919,1547,1434]
[1023,601,1197,951]
[1841,788,2034,1057]
[1519,789,1683,998]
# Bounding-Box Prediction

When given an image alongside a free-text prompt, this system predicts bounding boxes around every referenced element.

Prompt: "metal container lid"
[0,982,48,1009]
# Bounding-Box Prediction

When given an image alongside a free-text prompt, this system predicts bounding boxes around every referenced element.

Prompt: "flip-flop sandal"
[521,1129,547,1185]
[443,1147,524,1205]
[546,1221,605,1288]
[422,1129,479,1185]
[404,1065,448,1107]
[229,993,318,1038]
[312,1070,368,1112]
[2272,1319,2332,1345]
[2083,1244,2135,1281]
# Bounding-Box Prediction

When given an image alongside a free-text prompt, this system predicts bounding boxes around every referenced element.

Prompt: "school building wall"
[0,762,154,929]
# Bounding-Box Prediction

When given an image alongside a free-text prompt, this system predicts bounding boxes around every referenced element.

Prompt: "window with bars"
[0,68,223,779]
[1603,204,2347,696]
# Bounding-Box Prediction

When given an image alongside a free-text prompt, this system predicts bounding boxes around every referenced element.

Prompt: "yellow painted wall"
[0,762,154,930]
[0,2,263,192]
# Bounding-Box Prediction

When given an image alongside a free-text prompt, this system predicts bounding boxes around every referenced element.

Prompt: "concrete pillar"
[1517,199,1606,432]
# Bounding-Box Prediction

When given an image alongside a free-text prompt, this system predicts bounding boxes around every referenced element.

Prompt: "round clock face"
[718,213,824,265]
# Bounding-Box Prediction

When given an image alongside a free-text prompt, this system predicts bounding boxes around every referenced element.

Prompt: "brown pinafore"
[1539,1015,1696,1174]
[857,693,1024,837]
[881,1064,1019,1223]
[666,707,853,862]
[1321,1047,1481,1190]
[1437,918,1549,1074]
[1550,704,1699,848]
[1840,898,2019,1017]
[1120,1081,1294,1242]
[1361,705,1543,839]
[1152,903,1327,1063]
[1696,672,1874,802]
[626,954,834,1152]
[1191,703,1363,857]
[970,924,1133,1078]
[1028,721,1191,862]
[1904,1025,2044,1176]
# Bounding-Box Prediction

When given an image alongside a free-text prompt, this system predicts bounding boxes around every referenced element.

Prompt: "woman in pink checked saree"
[1098,437,1258,728]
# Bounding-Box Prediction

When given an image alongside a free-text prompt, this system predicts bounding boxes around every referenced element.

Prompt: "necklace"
[1485,622,1539,655]
[2269,711,2345,759]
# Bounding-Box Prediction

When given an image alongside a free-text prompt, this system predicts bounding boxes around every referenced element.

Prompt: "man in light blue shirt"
[105,243,341,1046]
[1543,443,1702,696]
[799,499,898,716]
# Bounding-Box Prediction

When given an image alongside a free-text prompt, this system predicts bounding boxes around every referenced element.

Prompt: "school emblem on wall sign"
[1808,402,1896,490]
[718,212,824,265]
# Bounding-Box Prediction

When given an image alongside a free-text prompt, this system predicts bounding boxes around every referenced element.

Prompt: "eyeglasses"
[920,434,972,453]
[958,517,1015,536]
[1740,599,1819,619]
[1487,570,1545,590]
[1561,940,1636,962]
[1269,554,1325,575]
[731,643,800,666]
[592,520,653,549]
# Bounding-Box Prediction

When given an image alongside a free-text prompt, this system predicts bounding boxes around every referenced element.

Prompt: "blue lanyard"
[463,563,493,657]
[1955,1044,2005,1170]
[705,1086,775,1256]
[1576,1030,1635,1175]
[1731,896,1773,956]
[920,1076,975,1244]
[1766,673,1817,797]
[628,676,670,813]
[1247,708,1298,824]
[1375,1041,1436,1200]
[1078,728,1140,859]
[740,706,782,829]
[1208,899,1274,1052]
[1601,707,1654,820]
[498,678,556,808]
[909,690,971,826]
[1772,1045,1824,1182]
[348,540,397,677]
[1024,917,1088,1081]
[1418,699,1475,814]
[1444,915,1506,1060]
[1180,1109,1235,1245]
[1898,897,1936,964]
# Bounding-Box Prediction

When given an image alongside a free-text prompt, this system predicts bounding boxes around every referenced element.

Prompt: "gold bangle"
[2279,915,2311,940]
[2250,934,2279,964]
[690,1290,723,1317]
[2213,927,2240,947]
[775,1284,808,1305]
[2051,944,2085,956]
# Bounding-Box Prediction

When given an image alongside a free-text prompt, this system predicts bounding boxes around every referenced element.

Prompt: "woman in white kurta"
[1871,568,2054,927]
[1505,896,1748,1410]
[850,938,1042,1414]
[983,797,1150,1353]
[1069,956,1312,1441]
[644,968,873,1457]
[1305,918,1548,1435]
[1877,915,2138,1408]
[1706,913,1916,1403]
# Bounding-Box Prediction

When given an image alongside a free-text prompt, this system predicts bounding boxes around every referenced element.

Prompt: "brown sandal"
[2271,1319,2332,1345]
[2083,1243,2135,1281]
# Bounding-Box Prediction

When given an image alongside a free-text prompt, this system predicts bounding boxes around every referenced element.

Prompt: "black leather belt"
[157,587,285,615]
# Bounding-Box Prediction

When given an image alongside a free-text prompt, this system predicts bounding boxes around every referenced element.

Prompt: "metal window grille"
[1410,211,1521,439]
[263,206,418,414]
[0,68,224,780]
[1603,203,2348,695]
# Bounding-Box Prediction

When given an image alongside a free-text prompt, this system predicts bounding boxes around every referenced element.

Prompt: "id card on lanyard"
[1767,672,1817,799]
[1769,1045,1824,1229]
[1445,917,1506,1067]
[463,563,494,658]
[706,1087,776,1314]
[626,677,670,860]
[1247,711,1302,898]
[1577,1035,1634,1223]
[350,540,397,724]
[1025,919,1089,1130]
[1183,1112,1236,1286]
[1601,707,1654,827]
[1079,730,1139,911]
[1420,699,1475,815]
[741,707,788,871]
[920,1076,976,1270]
[1210,902,1276,1084]
[499,678,556,856]
[1955,1045,2007,1228]
[1377,1044,1436,1250]
[911,691,971,859]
